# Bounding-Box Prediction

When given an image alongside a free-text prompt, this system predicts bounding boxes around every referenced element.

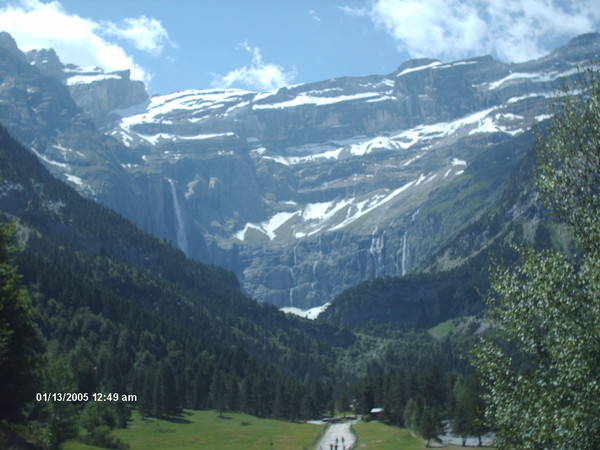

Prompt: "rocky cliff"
[0,31,598,310]
[26,47,148,127]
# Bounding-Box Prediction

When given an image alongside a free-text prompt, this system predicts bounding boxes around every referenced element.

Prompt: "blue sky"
[1,0,599,95]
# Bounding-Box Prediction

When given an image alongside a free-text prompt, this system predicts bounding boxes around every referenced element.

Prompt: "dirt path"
[317,420,357,450]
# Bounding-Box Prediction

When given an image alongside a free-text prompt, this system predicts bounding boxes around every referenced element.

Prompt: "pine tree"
[224,374,239,412]
[360,383,374,417]
[419,407,438,447]
[452,393,471,446]
[138,369,155,417]
[209,374,226,416]
[0,223,42,422]
[272,381,288,420]
[402,398,420,430]
[43,353,79,447]
[157,361,180,416]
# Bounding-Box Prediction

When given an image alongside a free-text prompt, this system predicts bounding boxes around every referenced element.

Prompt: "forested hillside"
[0,120,495,448]
[0,124,355,447]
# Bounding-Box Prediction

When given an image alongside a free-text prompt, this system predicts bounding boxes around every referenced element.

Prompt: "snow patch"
[281,303,330,320]
[66,74,121,85]
[30,148,69,169]
[178,132,235,140]
[506,92,555,104]
[535,114,552,122]
[235,211,299,241]
[260,135,408,166]
[253,92,382,110]
[233,181,418,242]
[486,68,579,90]
[397,61,441,77]
[65,173,84,185]
[433,60,478,69]
[118,89,251,140]
[330,179,417,231]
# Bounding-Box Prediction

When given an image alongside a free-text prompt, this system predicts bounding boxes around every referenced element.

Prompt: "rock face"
[0,32,599,309]
[0,35,154,236]
[26,48,148,127]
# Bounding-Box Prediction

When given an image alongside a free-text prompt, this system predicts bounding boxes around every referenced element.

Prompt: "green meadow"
[64,410,325,450]
[352,421,428,449]
[63,410,477,449]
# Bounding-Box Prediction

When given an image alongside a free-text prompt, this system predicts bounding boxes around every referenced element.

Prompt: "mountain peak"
[27,48,65,80]
[544,32,600,64]
[0,31,26,62]
[567,31,600,48]
[23,47,149,126]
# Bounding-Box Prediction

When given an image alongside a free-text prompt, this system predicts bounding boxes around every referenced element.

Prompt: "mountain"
[317,134,532,328]
[27,46,148,127]
[1,118,480,434]
[2,31,599,311]
[0,118,360,417]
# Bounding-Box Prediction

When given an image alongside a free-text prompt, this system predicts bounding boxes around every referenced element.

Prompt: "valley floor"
[62,409,492,449]
[64,410,325,450]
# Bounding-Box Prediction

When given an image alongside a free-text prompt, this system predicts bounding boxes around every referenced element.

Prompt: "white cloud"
[102,15,175,56]
[212,41,296,92]
[347,0,600,62]
[337,5,368,17]
[308,9,321,23]
[0,0,174,84]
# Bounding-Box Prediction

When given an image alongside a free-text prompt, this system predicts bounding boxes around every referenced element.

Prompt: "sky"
[0,0,598,95]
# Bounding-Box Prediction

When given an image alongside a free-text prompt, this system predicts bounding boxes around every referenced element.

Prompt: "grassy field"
[428,317,468,339]
[63,409,325,450]
[352,421,463,449]
[62,410,475,449]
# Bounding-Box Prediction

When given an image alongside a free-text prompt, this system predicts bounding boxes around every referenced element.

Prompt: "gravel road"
[317,420,357,450]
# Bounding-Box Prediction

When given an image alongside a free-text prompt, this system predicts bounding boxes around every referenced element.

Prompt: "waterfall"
[369,227,384,277]
[168,179,188,254]
[311,260,320,291]
[289,267,295,306]
[401,231,408,276]
[312,236,323,289]
[289,244,298,306]
[293,244,297,266]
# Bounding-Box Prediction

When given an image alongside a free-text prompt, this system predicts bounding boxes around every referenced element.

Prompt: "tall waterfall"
[401,231,408,276]
[289,244,298,305]
[369,227,384,277]
[289,267,295,306]
[168,179,188,254]
[293,244,297,266]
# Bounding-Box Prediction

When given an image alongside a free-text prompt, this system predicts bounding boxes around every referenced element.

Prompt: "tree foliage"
[536,63,600,255]
[0,223,42,422]
[452,377,485,446]
[472,63,600,448]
